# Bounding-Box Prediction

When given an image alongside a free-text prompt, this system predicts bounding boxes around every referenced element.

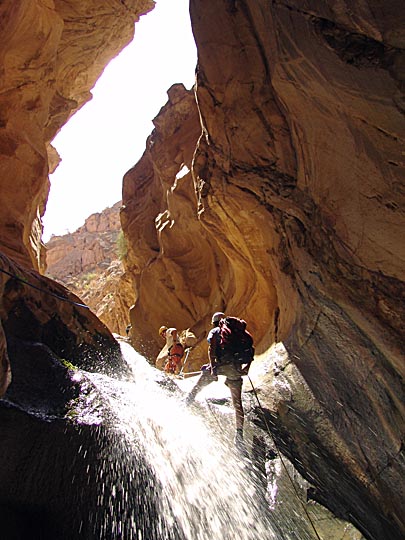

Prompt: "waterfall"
[79,341,363,540]
[81,341,273,539]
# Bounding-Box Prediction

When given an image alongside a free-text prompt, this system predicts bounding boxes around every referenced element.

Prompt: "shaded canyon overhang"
[190,2,405,538]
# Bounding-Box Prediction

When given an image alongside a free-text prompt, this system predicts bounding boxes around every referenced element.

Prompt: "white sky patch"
[43,0,197,242]
[175,164,190,180]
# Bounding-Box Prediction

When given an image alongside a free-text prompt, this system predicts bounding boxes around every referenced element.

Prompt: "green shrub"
[116,229,128,260]
[60,358,78,371]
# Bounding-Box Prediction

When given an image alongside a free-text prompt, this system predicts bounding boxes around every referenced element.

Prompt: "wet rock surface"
[247,345,404,540]
[0,383,165,540]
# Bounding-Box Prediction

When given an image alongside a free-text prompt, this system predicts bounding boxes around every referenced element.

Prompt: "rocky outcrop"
[46,202,134,334]
[0,0,154,270]
[121,2,405,539]
[46,202,121,278]
[0,240,134,537]
[46,202,121,276]
[121,84,222,365]
[0,251,125,376]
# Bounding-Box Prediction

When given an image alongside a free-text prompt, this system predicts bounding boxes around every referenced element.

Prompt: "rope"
[178,347,192,377]
[247,374,323,540]
[0,266,89,309]
[205,397,225,432]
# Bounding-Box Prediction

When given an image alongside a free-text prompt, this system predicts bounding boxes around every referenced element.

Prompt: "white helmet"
[211,312,225,324]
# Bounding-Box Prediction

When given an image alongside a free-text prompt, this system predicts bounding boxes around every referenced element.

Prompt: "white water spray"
[79,342,364,540]
[85,342,276,540]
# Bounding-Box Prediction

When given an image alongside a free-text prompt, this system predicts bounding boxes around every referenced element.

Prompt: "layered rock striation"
[0,0,154,270]
[122,82,278,367]
[0,2,152,533]
[121,1,405,539]
[0,0,153,393]
[121,83,257,365]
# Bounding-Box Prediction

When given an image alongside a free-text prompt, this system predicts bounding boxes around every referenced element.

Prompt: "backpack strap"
[168,342,184,358]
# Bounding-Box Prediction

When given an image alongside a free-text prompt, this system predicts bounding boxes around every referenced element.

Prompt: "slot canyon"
[0,1,404,539]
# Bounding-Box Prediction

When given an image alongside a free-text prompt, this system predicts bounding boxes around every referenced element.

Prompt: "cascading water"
[75,341,364,540]
[83,341,275,539]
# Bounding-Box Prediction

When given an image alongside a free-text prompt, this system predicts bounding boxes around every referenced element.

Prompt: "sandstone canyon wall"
[0,0,153,395]
[121,1,405,539]
[0,2,153,536]
[0,0,153,271]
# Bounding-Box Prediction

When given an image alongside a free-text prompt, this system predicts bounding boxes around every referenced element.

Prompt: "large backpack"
[218,316,254,365]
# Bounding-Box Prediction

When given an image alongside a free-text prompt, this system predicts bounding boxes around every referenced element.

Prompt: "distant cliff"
[46,201,134,334]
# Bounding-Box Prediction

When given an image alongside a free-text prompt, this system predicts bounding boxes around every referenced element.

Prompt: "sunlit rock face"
[122,83,278,367]
[45,202,134,335]
[122,83,218,365]
[0,0,154,270]
[0,0,153,402]
[0,17,149,535]
[122,1,404,538]
[187,1,404,539]
[46,202,121,277]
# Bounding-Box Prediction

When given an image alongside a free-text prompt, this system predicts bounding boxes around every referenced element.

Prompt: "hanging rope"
[247,374,323,540]
[204,397,226,432]
[0,266,89,309]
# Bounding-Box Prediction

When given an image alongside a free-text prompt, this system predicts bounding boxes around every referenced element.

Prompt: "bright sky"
[42,0,197,242]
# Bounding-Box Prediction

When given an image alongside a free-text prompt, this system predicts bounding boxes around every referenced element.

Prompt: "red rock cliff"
[46,202,134,334]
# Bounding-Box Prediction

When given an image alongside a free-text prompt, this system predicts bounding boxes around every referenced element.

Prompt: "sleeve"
[207,327,220,360]
[166,328,178,348]
[207,326,220,343]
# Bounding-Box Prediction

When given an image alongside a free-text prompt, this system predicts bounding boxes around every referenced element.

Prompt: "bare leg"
[227,379,248,454]
[229,384,244,430]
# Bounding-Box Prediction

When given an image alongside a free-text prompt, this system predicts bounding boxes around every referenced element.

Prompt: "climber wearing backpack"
[185,311,254,451]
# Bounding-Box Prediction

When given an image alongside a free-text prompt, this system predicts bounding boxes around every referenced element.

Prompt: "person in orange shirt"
[157,326,184,375]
